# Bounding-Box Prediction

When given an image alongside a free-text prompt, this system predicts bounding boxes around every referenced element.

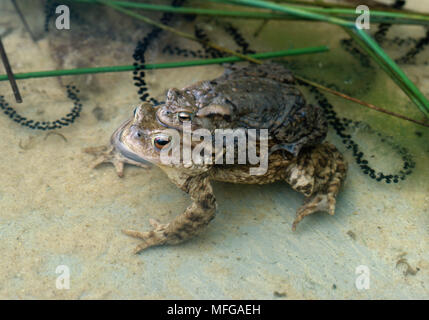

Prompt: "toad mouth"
[111,119,152,166]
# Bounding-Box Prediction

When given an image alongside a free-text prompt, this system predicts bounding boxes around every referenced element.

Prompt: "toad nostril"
[132,127,143,139]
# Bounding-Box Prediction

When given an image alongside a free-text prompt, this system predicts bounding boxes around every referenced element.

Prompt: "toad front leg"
[123,173,217,253]
[84,145,149,177]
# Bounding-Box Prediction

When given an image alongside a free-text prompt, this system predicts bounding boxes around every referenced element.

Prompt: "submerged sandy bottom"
[0,0,428,299]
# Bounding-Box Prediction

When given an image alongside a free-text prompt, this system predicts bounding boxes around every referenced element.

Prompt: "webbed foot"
[292,193,336,231]
[122,174,216,254]
[84,145,149,177]
[122,219,169,254]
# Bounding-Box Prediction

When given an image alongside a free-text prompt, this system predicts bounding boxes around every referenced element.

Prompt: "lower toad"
[85,103,347,253]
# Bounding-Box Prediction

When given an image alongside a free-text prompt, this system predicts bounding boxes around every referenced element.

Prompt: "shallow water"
[0,0,428,299]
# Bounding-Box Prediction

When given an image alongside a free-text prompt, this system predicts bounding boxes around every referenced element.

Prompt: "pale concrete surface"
[0,0,428,299]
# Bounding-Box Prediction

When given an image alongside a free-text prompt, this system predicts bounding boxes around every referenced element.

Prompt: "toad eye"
[177,112,193,122]
[152,134,172,151]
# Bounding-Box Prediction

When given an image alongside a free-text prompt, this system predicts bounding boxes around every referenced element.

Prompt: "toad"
[155,63,327,156]
[85,103,347,253]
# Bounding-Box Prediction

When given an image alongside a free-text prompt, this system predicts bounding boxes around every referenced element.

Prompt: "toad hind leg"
[123,174,217,253]
[285,142,347,231]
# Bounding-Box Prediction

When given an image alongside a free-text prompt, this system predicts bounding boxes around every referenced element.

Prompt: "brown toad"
[85,103,347,253]
[155,63,327,156]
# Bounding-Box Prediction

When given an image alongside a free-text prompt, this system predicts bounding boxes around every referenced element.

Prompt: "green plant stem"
[271,2,429,22]
[216,0,355,26]
[355,28,429,118]
[341,27,417,106]
[212,0,429,119]
[71,0,294,20]
[67,0,429,25]
[273,0,429,16]
[0,47,329,81]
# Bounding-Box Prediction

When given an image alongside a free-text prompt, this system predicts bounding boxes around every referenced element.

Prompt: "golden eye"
[152,134,172,150]
[177,112,192,122]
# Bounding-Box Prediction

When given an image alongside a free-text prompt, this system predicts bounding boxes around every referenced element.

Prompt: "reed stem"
[67,0,429,25]
[0,47,328,81]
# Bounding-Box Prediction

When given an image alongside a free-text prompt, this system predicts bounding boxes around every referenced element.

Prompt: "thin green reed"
[69,0,429,25]
[0,48,329,82]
